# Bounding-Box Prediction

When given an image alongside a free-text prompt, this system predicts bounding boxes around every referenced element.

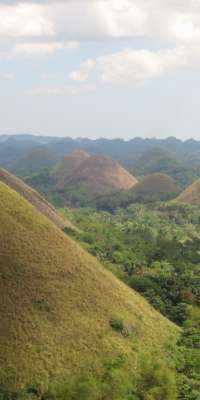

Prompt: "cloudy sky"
[1,0,200,139]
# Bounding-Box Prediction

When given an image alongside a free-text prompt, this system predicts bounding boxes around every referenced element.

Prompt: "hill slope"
[0,181,178,393]
[66,154,138,195]
[52,149,90,185]
[13,147,58,177]
[131,173,180,201]
[95,173,180,211]
[177,178,200,203]
[0,168,75,230]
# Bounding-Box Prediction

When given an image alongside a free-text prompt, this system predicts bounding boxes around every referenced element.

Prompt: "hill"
[52,149,90,185]
[65,154,138,195]
[95,173,180,211]
[177,178,200,203]
[131,173,180,201]
[0,168,75,230]
[0,181,179,395]
[13,147,58,177]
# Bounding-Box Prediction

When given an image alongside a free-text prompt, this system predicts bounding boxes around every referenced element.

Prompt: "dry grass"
[132,173,180,195]
[65,154,138,195]
[0,181,179,391]
[0,168,76,230]
[177,178,200,203]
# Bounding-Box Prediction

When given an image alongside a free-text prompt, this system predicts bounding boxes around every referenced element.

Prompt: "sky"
[1,0,200,139]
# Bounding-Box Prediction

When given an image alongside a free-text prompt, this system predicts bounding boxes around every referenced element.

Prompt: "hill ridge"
[0,168,75,230]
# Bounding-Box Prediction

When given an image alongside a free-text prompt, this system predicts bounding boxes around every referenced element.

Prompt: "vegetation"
[13,147,57,178]
[1,136,200,398]
[1,135,200,188]
[62,201,200,398]
[0,181,179,398]
[96,173,180,211]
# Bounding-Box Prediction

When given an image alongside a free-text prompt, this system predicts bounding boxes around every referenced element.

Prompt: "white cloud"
[30,83,96,96]
[0,1,200,42]
[14,41,79,56]
[0,3,54,38]
[70,46,192,84]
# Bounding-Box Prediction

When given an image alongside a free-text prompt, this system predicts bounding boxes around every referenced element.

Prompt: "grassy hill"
[52,150,90,186]
[96,173,180,211]
[60,154,138,206]
[68,154,137,193]
[13,147,58,178]
[131,173,180,201]
[33,152,138,207]
[0,181,179,396]
[0,168,75,230]
[134,148,181,175]
[177,178,200,203]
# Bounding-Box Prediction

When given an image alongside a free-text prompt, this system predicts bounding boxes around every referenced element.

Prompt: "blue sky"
[0,0,200,139]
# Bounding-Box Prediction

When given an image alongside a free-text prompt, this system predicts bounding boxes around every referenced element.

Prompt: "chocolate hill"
[177,178,200,204]
[0,181,178,394]
[52,149,90,185]
[132,173,180,200]
[65,153,138,195]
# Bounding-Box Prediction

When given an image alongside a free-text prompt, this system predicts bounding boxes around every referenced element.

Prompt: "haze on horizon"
[0,0,200,140]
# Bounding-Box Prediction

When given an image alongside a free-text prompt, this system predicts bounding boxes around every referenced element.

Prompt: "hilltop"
[0,181,179,395]
[95,173,180,211]
[52,149,90,186]
[177,178,200,203]
[0,168,75,230]
[30,152,138,206]
[131,173,180,201]
[65,154,138,195]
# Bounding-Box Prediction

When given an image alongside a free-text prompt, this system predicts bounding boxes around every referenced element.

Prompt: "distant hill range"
[0,180,178,394]
[1,134,200,187]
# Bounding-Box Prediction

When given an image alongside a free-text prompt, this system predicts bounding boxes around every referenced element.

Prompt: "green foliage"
[62,201,200,398]
[135,355,178,400]
[110,318,124,332]
[0,353,180,400]
[62,202,200,326]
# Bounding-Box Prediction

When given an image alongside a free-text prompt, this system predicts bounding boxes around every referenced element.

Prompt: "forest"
[62,201,200,399]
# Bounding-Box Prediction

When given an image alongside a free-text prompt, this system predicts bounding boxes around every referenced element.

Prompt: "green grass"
[0,181,179,394]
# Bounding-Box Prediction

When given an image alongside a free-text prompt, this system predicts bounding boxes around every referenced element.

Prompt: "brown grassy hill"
[0,181,179,394]
[0,168,75,230]
[66,154,138,195]
[177,178,200,203]
[95,173,180,211]
[52,149,90,185]
[132,173,180,198]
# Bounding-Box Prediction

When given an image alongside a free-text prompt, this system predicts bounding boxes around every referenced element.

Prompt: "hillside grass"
[0,168,76,230]
[0,181,179,393]
[177,178,200,203]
